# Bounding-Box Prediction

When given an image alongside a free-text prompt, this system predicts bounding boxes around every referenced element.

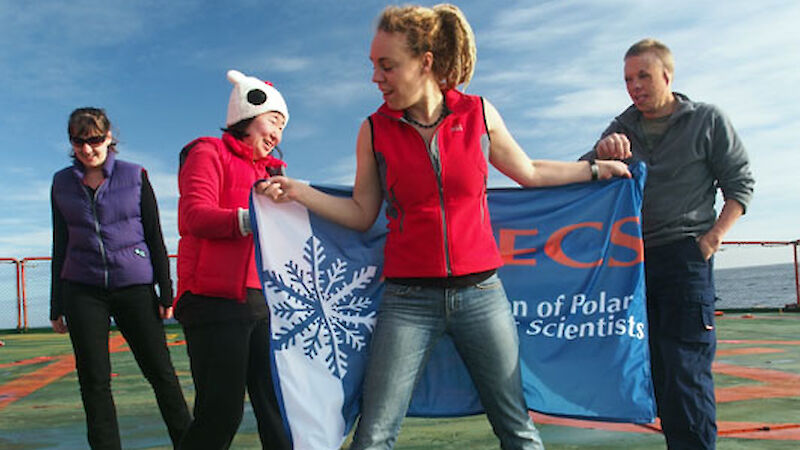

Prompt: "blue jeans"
[645,237,717,450]
[350,274,544,450]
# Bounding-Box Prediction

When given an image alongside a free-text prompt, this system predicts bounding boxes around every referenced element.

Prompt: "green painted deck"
[2,312,799,449]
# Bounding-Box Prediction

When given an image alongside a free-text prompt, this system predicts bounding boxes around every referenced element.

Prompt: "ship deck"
[1,312,799,449]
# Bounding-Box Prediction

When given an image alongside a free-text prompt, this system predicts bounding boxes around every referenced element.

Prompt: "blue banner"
[251,162,654,449]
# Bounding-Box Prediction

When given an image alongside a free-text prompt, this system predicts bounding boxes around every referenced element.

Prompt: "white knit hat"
[225,69,289,127]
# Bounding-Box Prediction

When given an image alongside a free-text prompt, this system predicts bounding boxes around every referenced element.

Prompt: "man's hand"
[696,232,723,261]
[596,133,633,160]
[696,199,745,261]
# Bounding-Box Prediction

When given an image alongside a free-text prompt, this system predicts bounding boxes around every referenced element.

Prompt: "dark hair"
[67,107,118,156]
[219,115,284,160]
[221,117,255,140]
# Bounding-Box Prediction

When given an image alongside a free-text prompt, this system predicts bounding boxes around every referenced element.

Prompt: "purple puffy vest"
[52,153,154,289]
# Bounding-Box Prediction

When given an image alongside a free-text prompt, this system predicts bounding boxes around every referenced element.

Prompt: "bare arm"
[262,120,384,232]
[484,100,630,186]
[697,199,744,260]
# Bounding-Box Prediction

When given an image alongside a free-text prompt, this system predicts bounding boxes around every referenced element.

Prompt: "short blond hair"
[625,38,674,75]
[376,3,476,89]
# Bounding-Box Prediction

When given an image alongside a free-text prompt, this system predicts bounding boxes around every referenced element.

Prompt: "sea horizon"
[1,260,797,331]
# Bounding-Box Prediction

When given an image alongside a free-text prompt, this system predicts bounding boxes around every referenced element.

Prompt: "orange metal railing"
[0,258,21,329]
[8,255,178,331]
[19,257,54,330]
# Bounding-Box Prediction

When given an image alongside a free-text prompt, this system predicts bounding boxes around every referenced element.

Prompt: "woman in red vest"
[262,4,630,449]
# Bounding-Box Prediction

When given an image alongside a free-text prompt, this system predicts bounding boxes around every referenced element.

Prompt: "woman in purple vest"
[50,107,190,449]
[261,4,630,449]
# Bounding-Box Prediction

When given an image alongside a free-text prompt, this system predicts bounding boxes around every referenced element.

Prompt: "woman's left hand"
[51,317,68,334]
[254,179,279,199]
[595,160,632,180]
[159,305,174,320]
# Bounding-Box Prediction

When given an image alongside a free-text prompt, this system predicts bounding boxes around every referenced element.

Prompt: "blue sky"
[2,0,798,268]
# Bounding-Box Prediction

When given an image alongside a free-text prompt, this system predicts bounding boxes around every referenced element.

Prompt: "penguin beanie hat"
[225,69,289,127]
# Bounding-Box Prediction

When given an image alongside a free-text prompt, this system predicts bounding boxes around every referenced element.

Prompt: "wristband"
[237,208,252,236]
[590,161,599,181]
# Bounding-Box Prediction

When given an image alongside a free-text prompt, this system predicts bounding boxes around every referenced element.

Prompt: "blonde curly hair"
[625,38,674,75]
[376,3,476,90]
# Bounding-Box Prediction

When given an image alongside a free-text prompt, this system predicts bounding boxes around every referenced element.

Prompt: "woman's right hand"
[595,160,632,180]
[250,119,383,232]
[51,316,68,334]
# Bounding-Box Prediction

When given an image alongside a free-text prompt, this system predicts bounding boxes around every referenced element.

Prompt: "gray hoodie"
[581,93,754,248]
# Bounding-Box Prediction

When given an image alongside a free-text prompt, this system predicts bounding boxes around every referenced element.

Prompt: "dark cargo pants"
[645,237,717,450]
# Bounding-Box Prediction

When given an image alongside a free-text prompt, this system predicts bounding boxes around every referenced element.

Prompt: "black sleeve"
[140,169,173,307]
[50,184,68,321]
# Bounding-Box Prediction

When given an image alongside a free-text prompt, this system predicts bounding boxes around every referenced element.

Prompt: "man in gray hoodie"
[581,38,754,450]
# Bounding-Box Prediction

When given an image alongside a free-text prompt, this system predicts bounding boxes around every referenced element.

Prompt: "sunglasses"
[70,135,107,147]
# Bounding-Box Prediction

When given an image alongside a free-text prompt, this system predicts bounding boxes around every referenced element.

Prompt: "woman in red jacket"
[175,70,290,450]
[262,4,630,449]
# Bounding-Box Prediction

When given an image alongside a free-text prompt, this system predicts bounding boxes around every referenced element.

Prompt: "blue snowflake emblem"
[263,236,378,380]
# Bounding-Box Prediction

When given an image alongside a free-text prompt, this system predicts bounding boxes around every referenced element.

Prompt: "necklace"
[404,105,449,129]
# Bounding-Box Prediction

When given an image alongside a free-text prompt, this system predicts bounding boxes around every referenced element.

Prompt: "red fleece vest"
[370,90,503,278]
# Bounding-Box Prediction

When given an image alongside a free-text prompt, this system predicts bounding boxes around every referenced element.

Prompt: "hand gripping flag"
[251,162,655,449]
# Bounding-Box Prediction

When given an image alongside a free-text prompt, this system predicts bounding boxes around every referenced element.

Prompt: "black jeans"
[179,306,290,449]
[63,282,191,449]
[645,237,717,450]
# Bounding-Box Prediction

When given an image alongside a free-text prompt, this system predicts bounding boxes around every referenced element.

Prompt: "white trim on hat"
[226,70,289,127]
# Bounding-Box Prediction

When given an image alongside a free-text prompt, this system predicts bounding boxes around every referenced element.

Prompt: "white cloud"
[250,56,314,73]
[0,2,193,99]
[147,171,180,201]
[296,78,374,109]
[1,180,51,203]
[0,229,52,257]
[525,88,629,120]
[318,154,358,186]
[1,0,799,268]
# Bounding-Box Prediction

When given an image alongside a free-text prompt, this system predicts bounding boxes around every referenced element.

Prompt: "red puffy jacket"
[175,133,285,303]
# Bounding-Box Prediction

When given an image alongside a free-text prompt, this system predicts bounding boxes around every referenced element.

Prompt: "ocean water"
[0,259,180,331]
[1,261,797,330]
[714,263,798,309]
